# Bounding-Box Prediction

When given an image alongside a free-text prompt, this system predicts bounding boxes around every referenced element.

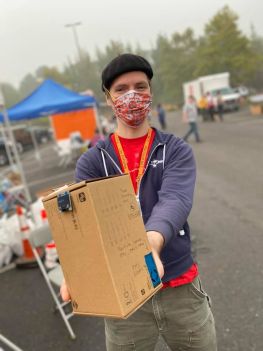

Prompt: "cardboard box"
[250,104,263,116]
[42,174,162,318]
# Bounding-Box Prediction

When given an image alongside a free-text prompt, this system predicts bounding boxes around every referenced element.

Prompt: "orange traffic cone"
[15,205,37,268]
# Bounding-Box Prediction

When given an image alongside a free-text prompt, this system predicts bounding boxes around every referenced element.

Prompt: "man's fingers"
[156,257,164,279]
[152,250,164,279]
[60,281,71,301]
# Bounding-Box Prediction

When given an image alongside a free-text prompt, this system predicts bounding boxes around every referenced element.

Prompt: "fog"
[1,0,262,86]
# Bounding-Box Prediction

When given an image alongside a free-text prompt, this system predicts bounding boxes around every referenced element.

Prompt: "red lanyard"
[114,128,153,194]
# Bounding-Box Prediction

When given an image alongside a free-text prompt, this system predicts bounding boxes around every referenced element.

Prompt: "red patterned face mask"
[112,90,152,127]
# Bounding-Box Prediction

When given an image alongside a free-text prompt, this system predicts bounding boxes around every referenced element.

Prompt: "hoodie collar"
[96,127,171,152]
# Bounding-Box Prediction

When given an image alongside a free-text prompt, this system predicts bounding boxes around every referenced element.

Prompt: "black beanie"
[101,53,153,92]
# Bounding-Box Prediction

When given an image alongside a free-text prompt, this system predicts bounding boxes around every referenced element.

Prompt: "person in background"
[101,115,116,136]
[183,95,202,143]
[156,103,167,130]
[216,91,224,122]
[89,128,105,147]
[61,53,216,351]
[198,94,208,121]
[206,92,215,121]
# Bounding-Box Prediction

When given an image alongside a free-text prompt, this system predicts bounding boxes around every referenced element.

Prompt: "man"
[156,103,167,130]
[216,91,224,122]
[198,94,208,122]
[61,53,217,350]
[89,128,105,147]
[206,92,215,121]
[183,95,202,143]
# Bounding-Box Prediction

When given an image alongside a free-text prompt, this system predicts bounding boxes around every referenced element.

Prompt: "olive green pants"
[104,277,217,351]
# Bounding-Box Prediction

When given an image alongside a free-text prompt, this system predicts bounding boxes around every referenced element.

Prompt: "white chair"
[29,225,76,339]
[69,132,88,160]
[0,333,24,351]
[54,139,73,167]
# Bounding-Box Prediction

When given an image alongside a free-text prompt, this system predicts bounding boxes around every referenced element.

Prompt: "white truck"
[183,72,240,111]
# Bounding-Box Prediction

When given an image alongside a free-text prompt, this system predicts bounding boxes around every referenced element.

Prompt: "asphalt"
[0,107,262,351]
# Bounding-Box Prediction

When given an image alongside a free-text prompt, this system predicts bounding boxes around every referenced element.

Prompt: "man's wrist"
[146,230,164,254]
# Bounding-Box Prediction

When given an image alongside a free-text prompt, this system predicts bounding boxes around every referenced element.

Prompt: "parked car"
[11,126,53,153]
[0,138,14,166]
[211,87,240,112]
[12,128,34,152]
[183,72,241,112]
[0,126,53,166]
[0,139,9,166]
[234,86,249,97]
[27,126,53,144]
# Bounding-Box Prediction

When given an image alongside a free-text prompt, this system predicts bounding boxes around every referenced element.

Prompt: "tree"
[96,40,127,75]
[63,58,80,91]
[248,26,263,90]
[73,51,100,95]
[152,35,172,103]
[152,29,198,104]
[195,6,258,86]
[19,73,39,100]
[1,83,21,108]
[35,66,68,85]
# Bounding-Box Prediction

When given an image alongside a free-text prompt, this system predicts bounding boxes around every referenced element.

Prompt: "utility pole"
[65,22,82,62]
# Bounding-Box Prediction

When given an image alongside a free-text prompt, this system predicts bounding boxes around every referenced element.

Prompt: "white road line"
[28,171,74,187]
[25,163,71,176]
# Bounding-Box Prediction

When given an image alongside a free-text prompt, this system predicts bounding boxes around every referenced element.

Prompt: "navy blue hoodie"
[75,128,196,283]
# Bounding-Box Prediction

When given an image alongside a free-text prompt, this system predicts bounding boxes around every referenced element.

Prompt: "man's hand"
[60,279,71,302]
[147,231,164,279]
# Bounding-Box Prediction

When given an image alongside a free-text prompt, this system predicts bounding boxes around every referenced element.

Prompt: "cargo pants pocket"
[105,339,135,351]
[105,319,136,351]
[188,311,217,350]
[189,276,212,307]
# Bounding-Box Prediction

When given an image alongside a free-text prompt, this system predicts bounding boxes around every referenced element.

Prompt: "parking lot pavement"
[0,269,170,351]
[0,267,106,351]
[169,109,263,351]
[1,108,263,350]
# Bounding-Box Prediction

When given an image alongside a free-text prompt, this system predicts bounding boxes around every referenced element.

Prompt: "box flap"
[42,174,127,203]
[42,181,86,202]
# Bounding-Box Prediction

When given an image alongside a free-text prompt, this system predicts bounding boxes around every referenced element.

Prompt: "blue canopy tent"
[0,79,98,204]
[0,79,96,122]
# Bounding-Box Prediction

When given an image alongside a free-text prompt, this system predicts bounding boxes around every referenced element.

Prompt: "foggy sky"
[1,0,262,87]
